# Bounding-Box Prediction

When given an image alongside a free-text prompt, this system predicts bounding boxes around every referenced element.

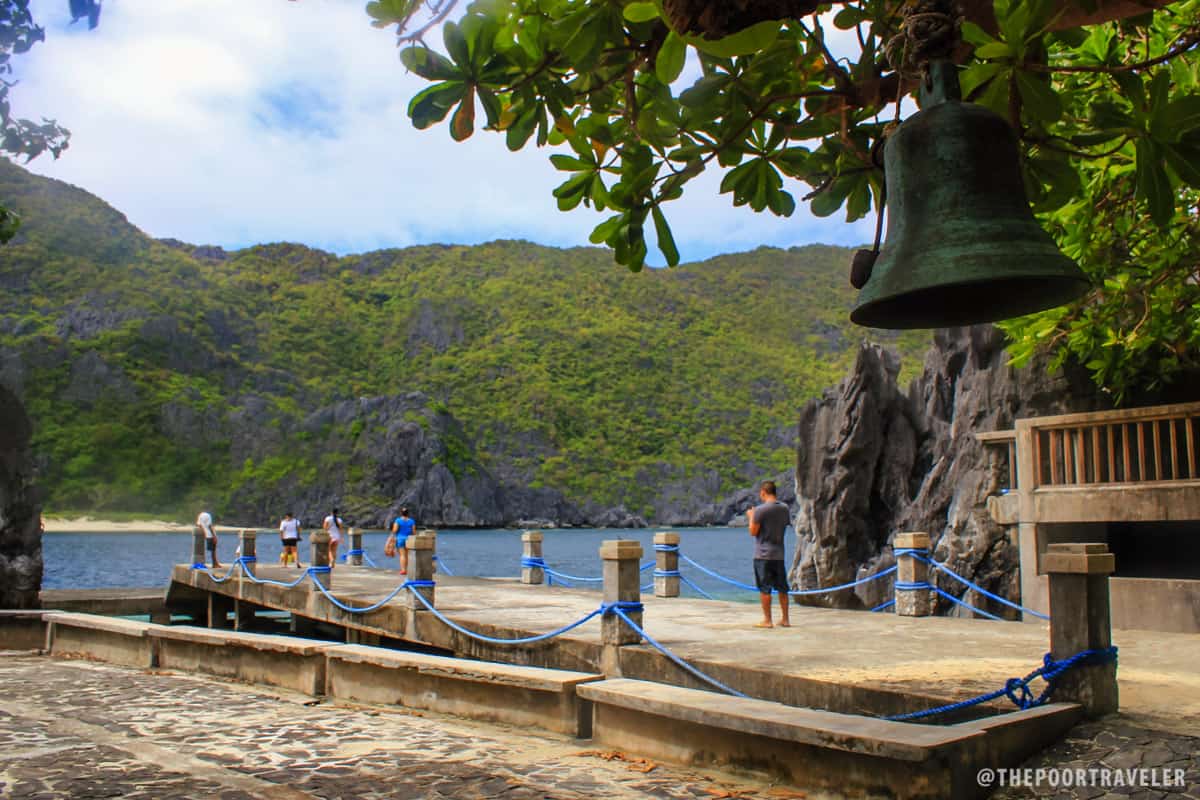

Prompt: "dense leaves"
[0,161,926,516]
[379,0,1200,401]
[0,0,71,242]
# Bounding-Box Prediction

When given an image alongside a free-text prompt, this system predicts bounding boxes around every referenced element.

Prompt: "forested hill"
[0,159,928,526]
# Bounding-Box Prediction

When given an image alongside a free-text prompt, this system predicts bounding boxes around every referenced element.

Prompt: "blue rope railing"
[406,586,611,644]
[894,547,1049,621]
[433,553,453,576]
[885,647,1118,721]
[608,604,748,698]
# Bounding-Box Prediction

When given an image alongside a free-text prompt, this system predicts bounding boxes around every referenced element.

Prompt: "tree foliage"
[373,0,1200,400]
[0,0,71,242]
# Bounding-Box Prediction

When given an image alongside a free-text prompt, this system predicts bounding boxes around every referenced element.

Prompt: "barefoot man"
[747,480,791,628]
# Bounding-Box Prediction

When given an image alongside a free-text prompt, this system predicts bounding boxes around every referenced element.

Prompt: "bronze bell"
[851,61,1089,329]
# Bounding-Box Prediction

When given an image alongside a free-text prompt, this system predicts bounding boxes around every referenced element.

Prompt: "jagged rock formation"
[790,325,1109,613]
[0,385,41,608]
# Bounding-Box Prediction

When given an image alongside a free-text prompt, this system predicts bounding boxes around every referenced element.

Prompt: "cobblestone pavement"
[0,653,810,800]
[991,718,1200,800]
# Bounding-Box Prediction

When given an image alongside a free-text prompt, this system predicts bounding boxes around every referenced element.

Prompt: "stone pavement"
[0,653,809,800]
[990,718,1200,800]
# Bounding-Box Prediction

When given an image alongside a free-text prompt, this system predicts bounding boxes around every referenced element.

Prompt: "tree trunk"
[0,384,42,609]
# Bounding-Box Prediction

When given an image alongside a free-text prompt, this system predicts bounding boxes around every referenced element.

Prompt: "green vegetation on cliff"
[0,160,926,517]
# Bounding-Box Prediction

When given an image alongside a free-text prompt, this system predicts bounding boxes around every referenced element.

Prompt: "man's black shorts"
[205,537,216,552]
[282,538,299,548]
[753,558,789,594]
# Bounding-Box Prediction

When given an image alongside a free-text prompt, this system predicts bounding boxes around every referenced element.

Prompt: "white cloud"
[12,0,873,264]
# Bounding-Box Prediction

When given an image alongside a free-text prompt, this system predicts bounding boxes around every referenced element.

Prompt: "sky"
[13,0,877,265]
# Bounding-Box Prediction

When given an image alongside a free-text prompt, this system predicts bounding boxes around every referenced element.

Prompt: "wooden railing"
[979,401,1200,490]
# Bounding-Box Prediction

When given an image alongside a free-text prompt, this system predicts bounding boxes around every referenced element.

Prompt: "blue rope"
[653,569,681,578]
[925,558,1050,621]
[641,580,654,592]
[312,576,425,613]
[886,647,1117,721]
[640,560,656,572]
[787,565,897,596]
[872,599,895,612]
[433,553,453,576]
[199,562,240,584]
[895,580,931,591]
[609,606,748,699]
[680,574,715,600]
[520,557,547,569]
[654,544,679,553]
[933,587,1004,621]
[238,562,310,588]
[544,568,604,583]
[896,547,1050,621]
[678,554,759,591]
[406,587,608,644]
[190,562,207,569]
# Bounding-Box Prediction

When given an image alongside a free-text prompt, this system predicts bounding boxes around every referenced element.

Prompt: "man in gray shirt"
[747,480,791,628]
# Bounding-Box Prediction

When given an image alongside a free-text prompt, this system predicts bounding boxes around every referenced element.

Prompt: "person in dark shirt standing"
[747,480,791,628]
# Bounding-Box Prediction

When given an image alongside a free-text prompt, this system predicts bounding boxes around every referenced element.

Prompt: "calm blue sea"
[43,527,769,602]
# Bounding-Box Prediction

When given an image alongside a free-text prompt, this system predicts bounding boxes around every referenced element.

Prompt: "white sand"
[42,517,246,534]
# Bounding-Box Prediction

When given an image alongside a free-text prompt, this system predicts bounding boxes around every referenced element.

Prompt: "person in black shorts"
[279,512,303,568]
[747,480,791,628]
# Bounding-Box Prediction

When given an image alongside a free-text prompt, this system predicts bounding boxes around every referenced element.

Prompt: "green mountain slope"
[0,159,929,520]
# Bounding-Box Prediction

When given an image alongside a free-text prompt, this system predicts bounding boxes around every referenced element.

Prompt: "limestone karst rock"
[790,325,1107,613]
[0,384,41,608]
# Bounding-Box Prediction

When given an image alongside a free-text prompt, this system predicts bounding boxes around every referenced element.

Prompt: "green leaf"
[1162,142,1200,187]
[961,21,998,47]
[656,32,687,85]
[589,213,626,244]
[974,42,1014,60]
[1015,71,1062,123]
[959,62,1005,98]
[682,20,779,58]
[651,205,679,266]
[408,82,465,129]
[832,7,866,30]
[443,21,471,68]
[623,2,660,23]
[400,47,461,81]
[1155,95,1200,139]
[1134,138,1174,225]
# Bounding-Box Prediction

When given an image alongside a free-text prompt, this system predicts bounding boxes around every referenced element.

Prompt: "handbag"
[384,533,396,558]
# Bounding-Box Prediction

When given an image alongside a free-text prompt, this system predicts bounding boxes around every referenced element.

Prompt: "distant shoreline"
[45,517,192,534]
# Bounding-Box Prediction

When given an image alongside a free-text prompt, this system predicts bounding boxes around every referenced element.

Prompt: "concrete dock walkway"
[169,563,1200,735]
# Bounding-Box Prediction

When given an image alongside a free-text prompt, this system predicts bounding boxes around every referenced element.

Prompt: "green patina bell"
[851,60,1089,329]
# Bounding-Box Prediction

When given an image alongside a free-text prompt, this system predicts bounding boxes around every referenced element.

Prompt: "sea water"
[43,526,769,602]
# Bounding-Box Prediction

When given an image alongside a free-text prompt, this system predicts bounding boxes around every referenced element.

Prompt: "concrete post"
[653,531,680,598]
[601,539,643,646]
[424,529,438,574]
[237,529,257,578]
[404,533,436,609]
[348,528,363,566]
[894,532,933,616]
[521,531,544,585]
[1045,543,1118,717]
[308,530,331,592]
[191,526,206,568]
[207,593,233,629]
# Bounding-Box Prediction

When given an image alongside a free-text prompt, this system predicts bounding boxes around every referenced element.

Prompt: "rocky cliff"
[0,385,41,608]
[790,325,1110,613]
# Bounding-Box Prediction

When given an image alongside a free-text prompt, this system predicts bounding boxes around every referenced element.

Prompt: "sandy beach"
[42,517,247,534]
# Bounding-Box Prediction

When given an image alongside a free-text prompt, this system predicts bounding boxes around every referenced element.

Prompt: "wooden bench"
[326,645,602,736]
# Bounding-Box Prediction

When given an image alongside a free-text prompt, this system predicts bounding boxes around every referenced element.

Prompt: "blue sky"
[14,0,876,265]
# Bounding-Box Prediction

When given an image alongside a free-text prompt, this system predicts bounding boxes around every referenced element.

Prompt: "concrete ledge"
[326,645,602,737]
[47,612,158,668]
[151,626,333,695]
[0,610,56,651]
[579,679,994,800]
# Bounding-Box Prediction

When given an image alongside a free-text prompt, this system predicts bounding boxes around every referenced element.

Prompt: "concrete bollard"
[600,539,643,646]
[308,530,331,592]
[404,533,436,609]
[894,532,933,616]
[348,528,363,566]
[237,529,257,578]
[653,531,680,598]
[424,529,438,574]
[191,526,206,568]
[521,531,545,585]
[1045,543,1118,717]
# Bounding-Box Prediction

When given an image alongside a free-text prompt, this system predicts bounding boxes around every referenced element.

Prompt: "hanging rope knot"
[601,601,645,616]
[884,0,962,77]
[1004,676,1036,709]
